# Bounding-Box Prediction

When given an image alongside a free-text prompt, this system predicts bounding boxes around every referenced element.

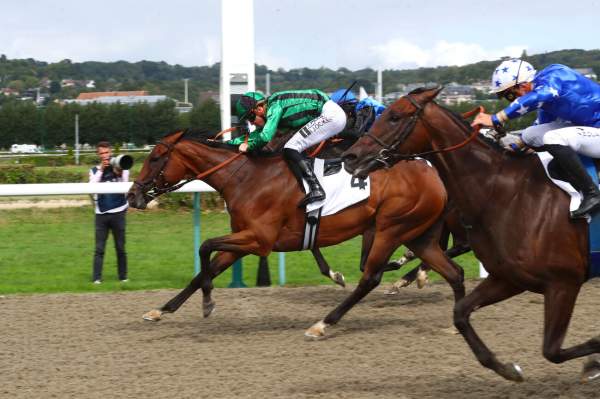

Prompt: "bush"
[156,192,225,211]
[0,164,86,183]
[0,164,36,183]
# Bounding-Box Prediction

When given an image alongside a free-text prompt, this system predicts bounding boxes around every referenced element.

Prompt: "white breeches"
[522,122,600,158]
[284,100,347,152]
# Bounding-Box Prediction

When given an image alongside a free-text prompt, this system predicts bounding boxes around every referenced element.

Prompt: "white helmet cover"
[491,59,536,93]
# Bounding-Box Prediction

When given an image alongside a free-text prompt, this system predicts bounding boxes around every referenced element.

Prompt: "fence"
[0,181,288,285]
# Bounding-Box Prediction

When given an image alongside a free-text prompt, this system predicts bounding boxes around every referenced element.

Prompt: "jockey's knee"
[543,130,572,148]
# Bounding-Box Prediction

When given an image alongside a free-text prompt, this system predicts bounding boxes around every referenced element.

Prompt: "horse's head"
[342,86,443,178]
[128,130,188,209]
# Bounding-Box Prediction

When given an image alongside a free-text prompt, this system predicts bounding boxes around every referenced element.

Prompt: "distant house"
[76,91,149,100]
[439,84,475,105]
[574,68,597,81]
[0,88,19,96]
[61,79,77,87]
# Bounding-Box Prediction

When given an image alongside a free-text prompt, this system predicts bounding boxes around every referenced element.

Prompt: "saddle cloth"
[537,152,600,279]
[302,158,370,216]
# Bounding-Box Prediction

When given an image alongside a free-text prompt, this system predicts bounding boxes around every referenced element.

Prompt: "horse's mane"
[433,102,528,156]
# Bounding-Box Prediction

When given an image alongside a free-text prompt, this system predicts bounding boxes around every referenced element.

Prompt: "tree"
[189,99,220,132]
[49,80,61,94]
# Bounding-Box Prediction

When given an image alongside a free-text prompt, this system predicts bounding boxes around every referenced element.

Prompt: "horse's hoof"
[416,270,429,289]
[499,362,524,382]
[203,300,215,318]
[582,355,600,383]
[142,309,163,321]
[331,271,346,288]
[384,285,402,295]
[304,320,328,340]
[441,326,459,335]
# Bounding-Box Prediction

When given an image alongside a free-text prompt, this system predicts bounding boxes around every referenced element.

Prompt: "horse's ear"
[423,86,444,102]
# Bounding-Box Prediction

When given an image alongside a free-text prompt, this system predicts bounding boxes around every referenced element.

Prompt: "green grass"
[0,207,481,294]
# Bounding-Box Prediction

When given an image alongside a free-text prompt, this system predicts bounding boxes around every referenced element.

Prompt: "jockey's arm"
[494,87,556,126]
[245,104,284,151]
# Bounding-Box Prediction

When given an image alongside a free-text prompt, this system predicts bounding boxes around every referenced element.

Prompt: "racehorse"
[292,131,472,292]
[127,128,465,338]
[341,87,600,382]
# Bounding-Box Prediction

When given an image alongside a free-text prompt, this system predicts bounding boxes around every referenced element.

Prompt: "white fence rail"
[0,181,215,196]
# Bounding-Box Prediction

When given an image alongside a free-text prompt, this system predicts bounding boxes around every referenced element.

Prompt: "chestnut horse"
[342,87,600,382]
[128,128,465,338]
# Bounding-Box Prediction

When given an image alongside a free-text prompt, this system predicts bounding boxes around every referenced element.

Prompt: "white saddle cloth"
[303,158,370,216]
[537,152,581,212]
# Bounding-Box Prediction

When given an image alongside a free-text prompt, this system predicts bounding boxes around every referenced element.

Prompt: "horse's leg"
[388,220,452,292]
[454,276,526,382]
[540,283,600,382]
[311,247,346,287]
[403,222,465,301]
[359,227,375,272]
[143,251,241,321]
[305,232,393,338]
[198,230,262,317]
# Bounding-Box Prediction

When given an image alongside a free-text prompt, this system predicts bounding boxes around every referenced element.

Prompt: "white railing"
[0,180,214,196]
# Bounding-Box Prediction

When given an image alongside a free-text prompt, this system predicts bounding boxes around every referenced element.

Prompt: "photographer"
[89,141,130,284]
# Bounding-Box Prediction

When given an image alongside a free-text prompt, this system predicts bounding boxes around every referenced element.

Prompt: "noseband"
[363,95,425,167]
[364,95,482,166]
[134,139,186,199]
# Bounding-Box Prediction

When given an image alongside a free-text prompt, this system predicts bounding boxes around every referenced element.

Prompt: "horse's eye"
[389,113,402,122]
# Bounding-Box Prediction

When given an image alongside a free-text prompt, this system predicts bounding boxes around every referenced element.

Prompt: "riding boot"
[545,144,600,219]
[283,148,326,208]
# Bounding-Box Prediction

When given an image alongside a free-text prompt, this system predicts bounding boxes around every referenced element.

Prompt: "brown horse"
[127,128,465,338]
[342,87,600,382]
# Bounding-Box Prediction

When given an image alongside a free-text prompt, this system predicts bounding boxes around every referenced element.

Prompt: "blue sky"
[3,0,600,70]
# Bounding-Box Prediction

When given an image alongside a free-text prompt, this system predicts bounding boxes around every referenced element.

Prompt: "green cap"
[235,91,266,121]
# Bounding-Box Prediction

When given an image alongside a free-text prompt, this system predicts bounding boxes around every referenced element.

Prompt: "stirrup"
[298,191,325,208]
[570,195,600,219]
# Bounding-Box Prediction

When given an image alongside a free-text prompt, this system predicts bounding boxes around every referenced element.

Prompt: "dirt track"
[2,280,600,399]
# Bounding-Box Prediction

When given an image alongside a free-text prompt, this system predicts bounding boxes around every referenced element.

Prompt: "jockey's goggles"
[497,86,518,102]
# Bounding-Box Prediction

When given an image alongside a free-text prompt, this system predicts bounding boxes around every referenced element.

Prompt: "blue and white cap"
[490,59,536,93]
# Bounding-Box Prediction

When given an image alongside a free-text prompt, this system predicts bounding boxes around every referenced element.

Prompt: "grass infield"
[0,206,481,294]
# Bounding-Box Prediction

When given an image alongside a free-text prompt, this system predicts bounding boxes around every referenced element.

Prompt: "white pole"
[74,113,79,165]
[220,0,255,141]
[265,71,271,96]
[376,69,383,103]
[184,78,189,104]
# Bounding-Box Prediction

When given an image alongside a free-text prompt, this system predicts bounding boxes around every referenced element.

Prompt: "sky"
[3,0,600,71]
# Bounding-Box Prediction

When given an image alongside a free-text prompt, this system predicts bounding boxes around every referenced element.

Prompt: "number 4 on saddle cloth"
[299,158,370,250]
[539,152,600,279]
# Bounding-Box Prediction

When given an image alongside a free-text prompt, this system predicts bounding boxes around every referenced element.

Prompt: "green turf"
[0,206,481,294]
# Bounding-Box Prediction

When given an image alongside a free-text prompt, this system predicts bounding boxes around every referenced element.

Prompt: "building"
[76,91,149,100]
[438,83,475,105]
[574,68,597,81]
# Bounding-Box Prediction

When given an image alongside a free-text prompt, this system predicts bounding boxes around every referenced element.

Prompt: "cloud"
[370,38,527,69]
[255,49,293,70]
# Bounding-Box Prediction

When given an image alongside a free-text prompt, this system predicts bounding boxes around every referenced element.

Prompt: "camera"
[109,154,134,170]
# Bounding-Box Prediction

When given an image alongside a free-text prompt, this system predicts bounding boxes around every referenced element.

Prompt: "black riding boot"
[545,144,600,219]
[283,148,325,208]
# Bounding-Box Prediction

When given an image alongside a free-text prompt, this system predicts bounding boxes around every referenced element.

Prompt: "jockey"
[228,90,347,207]
[330,89,386,138]
[473,59,600,219]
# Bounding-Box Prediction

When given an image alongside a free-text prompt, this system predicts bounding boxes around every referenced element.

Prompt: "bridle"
[363,94,482,167]
[133,139,183,200]
[134,131,249,200]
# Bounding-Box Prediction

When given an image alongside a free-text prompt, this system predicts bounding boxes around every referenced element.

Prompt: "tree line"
[1,49,599,104]
[0,97,221,149]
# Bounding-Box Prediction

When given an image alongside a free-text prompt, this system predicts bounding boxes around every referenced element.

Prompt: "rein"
[367,96,484,166]
[138,132,248,198]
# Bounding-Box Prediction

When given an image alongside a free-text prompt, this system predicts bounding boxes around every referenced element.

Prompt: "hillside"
[1,49,599,103]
